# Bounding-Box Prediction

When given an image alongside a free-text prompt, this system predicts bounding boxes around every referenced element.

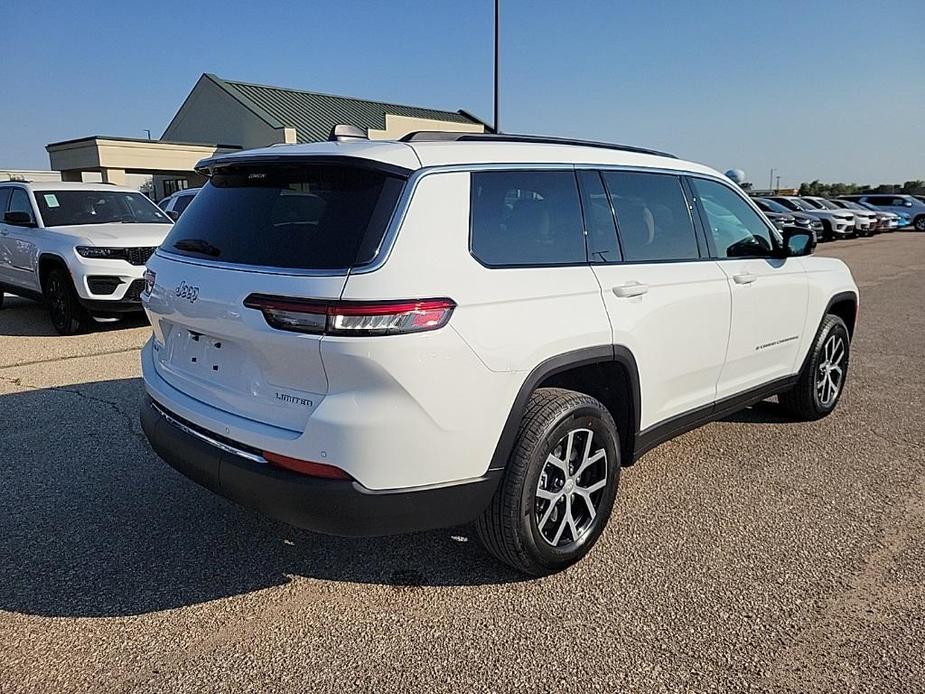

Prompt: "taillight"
[243,295,456,336]
[263,451,352,479]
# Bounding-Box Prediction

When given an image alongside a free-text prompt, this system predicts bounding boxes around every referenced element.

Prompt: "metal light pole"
[494,0,501,133]
[144,129,152,140]
[769,168,776,191]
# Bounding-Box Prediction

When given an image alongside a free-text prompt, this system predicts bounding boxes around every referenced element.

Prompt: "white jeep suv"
[139,132,858,575]
[0,181,172,334]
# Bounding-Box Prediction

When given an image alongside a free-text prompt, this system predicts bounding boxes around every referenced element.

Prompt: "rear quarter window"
[470,170,586,267]
[162,164,405,270]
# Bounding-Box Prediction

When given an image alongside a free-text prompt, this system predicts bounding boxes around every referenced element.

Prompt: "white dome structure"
[724,169,747,184]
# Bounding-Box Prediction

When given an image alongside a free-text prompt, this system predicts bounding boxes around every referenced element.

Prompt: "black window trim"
[467,168,592,270]
[576,169,623,265]
[685,174,782,261]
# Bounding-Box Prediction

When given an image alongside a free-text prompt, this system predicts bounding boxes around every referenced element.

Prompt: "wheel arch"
[825,290,858,338]
[797,290,858,375]
[38,253,71,292]
[488,346,642,472]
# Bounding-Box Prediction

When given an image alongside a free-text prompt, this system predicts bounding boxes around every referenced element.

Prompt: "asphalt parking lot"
[1,233,923,694]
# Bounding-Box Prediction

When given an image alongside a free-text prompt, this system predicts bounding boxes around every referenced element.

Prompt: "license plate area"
[170,329,230,377]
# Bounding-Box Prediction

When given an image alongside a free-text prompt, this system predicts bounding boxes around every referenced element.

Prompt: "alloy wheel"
[816,333,846,407]
[534,428,608,548]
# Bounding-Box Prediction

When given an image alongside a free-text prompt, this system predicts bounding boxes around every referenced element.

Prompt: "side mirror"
[777,227,815,257]
[165,210,180,222]
[3,211,36,227]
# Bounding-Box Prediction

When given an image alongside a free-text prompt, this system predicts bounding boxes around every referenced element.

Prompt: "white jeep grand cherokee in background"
[0,181,172,334]
[139,132,858,575]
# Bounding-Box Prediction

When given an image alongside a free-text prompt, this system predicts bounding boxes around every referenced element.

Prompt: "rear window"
[162,165,405,270]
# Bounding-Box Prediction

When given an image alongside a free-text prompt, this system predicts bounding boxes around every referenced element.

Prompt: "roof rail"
[398,131,676,159]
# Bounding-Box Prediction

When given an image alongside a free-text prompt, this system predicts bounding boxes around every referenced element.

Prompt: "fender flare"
[38,252,71,287]
[797,290,858,374]
[487,345,642,471]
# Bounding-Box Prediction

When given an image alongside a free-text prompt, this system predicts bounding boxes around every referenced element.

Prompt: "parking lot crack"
[0,373,144,442]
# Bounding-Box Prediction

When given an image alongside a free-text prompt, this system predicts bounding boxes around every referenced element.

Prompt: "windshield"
[35,190,171,227]
[162,164,405,270]
[815,199,841,210]
[799,198,825,210]
[756,198,790,214]
[778,198,812,212]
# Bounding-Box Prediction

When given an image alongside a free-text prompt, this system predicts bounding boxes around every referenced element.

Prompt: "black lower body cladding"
[140,396,501,536]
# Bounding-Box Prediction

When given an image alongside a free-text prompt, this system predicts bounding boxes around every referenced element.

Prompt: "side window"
[691,178,775,258]
[173,194,194,215]
[0,187,12,214]
[602,171,699,262]
[470,171,586,266]
[7,189,35,223]
[576,170,621,263]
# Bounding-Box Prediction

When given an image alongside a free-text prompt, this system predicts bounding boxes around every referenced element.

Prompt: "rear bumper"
[140,395,501,536]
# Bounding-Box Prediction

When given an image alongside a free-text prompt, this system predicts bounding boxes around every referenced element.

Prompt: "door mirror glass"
[165,209,180,222]
[3,210,36,227]
[780,227,814,257]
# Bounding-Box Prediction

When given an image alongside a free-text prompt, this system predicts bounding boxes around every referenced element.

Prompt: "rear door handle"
[612,281,649,298]
[732,272,757,285]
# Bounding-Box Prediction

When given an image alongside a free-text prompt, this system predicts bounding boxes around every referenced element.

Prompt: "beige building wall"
[367,114,485,140]
[162,77,291,149]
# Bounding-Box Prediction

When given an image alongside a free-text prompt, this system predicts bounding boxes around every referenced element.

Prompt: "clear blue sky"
[2,0,922,187]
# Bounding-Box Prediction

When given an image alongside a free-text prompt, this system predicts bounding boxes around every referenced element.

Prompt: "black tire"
[820,219,834,242]
[780,314,850,421]
[914,215,925,232]
[475,387,621,576]
[44,268,88,335]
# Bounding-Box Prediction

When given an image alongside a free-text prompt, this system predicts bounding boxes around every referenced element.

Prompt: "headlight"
[76,246,125,259]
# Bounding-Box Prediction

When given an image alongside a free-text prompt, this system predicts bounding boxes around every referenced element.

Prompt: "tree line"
[797,180,925,196]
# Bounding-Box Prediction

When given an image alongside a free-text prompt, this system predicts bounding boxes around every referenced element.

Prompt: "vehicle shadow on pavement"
[0,377,525,618]
[0,294,149,337]
[721,399,804,424]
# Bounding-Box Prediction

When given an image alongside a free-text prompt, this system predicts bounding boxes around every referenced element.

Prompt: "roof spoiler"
[329,124,368,142]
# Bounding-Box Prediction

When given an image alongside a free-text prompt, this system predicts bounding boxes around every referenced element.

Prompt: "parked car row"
[840,194,925,232]
[750,193,924,241]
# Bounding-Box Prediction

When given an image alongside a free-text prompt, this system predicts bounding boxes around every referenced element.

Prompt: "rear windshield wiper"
[173,238,221,257]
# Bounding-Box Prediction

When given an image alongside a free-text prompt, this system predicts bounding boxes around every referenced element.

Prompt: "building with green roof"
[47,73,488,199]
